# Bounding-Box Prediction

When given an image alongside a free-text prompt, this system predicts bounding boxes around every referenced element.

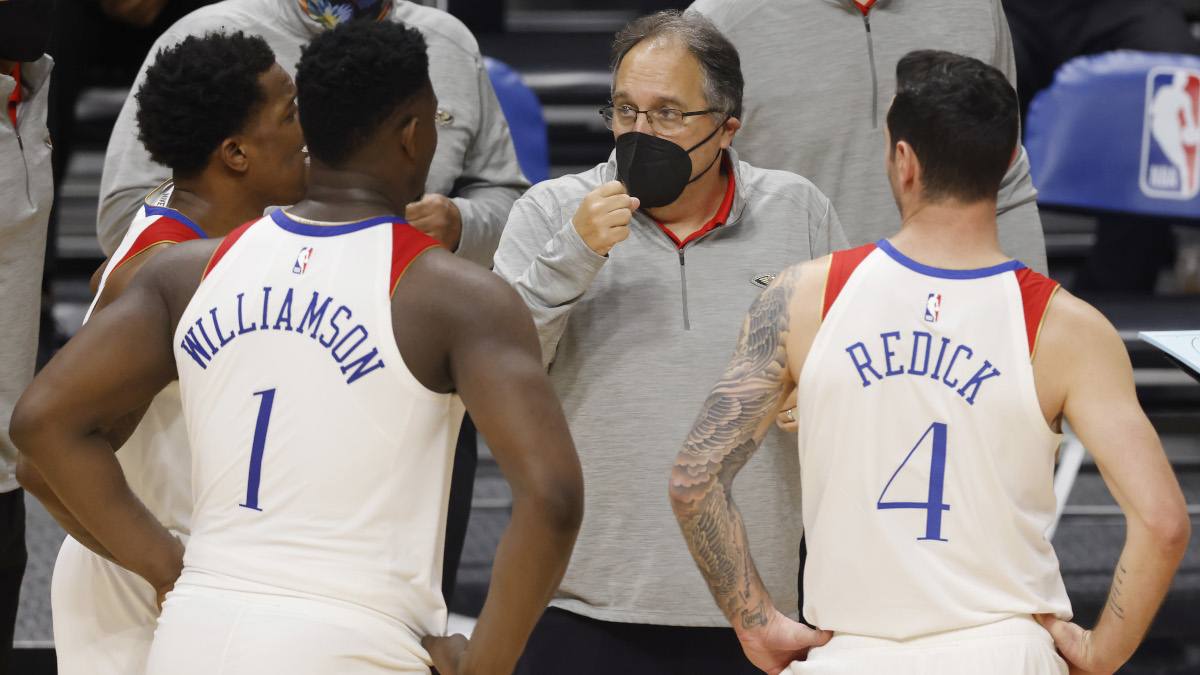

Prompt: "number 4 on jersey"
[877,422,950,542]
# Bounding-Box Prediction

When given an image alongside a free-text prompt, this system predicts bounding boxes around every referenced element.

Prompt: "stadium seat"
[484,57,551,184]
[1025,50,1200,220]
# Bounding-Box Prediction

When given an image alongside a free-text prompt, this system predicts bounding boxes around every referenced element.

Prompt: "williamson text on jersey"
[179,285,386,385]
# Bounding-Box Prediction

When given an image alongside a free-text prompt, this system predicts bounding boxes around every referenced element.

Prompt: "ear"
[720,116,742,149]
[219,137,250,174]
[397,114,420,162]
[894,140,920,193]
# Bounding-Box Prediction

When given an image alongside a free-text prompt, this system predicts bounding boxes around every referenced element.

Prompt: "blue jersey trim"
[270,209,407,237]
[875,239,1025,279]
[143,205,208,240]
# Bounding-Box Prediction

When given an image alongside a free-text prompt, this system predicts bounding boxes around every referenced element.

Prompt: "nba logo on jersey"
[1140,66,1200,200]
[924,293,941,323]
[293,246,313,275]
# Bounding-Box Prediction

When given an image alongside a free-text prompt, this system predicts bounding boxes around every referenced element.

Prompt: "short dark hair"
[295,21,429,167]
[136,32,276,176]
[611,10,743,121]
[886,50,1019,203]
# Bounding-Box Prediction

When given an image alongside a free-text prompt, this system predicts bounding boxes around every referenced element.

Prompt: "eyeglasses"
[599,104,720,134]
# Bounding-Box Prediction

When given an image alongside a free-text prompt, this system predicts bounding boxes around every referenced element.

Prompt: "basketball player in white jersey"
[670,50,1189,675]
[12,20,583,675]
[15,31,307,675]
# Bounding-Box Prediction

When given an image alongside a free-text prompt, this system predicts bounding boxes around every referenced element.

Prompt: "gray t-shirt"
[691,0,1048,274]
[97,0,528,267]
[494,148,849,626]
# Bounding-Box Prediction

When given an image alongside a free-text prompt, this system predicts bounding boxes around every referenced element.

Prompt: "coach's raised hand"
[571,180,639,256]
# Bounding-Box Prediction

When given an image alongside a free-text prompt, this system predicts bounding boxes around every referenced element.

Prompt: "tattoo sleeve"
[670,265,801,629]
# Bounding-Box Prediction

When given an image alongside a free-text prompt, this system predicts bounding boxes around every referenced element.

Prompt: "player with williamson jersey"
[670,50,1189,675]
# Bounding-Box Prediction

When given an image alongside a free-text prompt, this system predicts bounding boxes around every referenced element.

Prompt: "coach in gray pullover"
[494,12,847,674]
[691,0,1048,275]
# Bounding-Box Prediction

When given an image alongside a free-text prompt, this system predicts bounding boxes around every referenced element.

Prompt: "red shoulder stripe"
[201,219,257,281]
[390,222,445,296]
[111,217,206,275]
[822,243,877,321]
[1014,267,1061,360]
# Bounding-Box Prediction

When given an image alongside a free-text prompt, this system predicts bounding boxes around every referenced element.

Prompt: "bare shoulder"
[129,238,222,323]
[392,247,539,393]
[401,247,530,322]
[768,256,831,321]
[1038,288,1126,361]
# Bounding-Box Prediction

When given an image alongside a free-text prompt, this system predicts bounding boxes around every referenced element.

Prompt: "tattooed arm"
[669,263,830,675]
[1032,292,1189,675]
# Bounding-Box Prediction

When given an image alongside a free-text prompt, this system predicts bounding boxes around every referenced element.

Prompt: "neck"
[286,162,409,223]
[168,175,271,238]
[888,197,1008,269]
[0,59,17,76]
[644,151,727,239]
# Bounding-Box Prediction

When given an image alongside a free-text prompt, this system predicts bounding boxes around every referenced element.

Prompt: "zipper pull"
[863,13,870,31]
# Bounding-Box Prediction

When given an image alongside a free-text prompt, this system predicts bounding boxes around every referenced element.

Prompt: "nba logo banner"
[1140,66,1200,200]
[924,293,940,323]
[293,246,313,275]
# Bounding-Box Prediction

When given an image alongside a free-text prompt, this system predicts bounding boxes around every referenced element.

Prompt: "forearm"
[451,185,523,268]
[1089,518,1189,669]
[494,216,607,367]
[671,476,777,633]
[17,456,117,563]
[24,430,182,589]
[461,495,579,675]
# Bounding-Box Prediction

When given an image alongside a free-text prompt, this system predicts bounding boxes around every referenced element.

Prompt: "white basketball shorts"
[788,615,1068,675]
[52,535,159,675]
[145,582,431,674]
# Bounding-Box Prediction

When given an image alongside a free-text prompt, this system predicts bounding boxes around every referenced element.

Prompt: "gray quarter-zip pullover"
[1,55,53,492]
[494,148,848,626]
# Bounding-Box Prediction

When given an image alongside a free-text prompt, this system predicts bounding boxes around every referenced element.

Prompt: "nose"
[632,111,654,135]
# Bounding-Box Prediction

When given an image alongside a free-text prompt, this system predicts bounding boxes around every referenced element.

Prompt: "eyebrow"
[611,90,689,109]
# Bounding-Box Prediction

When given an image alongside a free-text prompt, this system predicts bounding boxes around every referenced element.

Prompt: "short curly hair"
[295,20,429,167]
[135,31,276,176]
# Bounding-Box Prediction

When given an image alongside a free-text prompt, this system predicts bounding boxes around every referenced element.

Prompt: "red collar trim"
[654,154,737,250]
[852,0,877,16]
[7,64,21,130]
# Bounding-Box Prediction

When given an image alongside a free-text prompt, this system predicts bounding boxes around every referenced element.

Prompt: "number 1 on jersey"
[240,388,275,512]
[877,422,950,541]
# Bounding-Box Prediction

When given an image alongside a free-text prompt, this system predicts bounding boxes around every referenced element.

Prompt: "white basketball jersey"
[797,240,1072,639]
[85,182,206,536]
[173,209,463,637]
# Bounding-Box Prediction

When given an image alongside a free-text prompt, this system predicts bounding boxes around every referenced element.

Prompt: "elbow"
[1149,507,1191,558]
[14,453,51,501]
[527,477,584,537]
[9,393,45,464]
[1136,499,1192,562]
[668,463,708,519]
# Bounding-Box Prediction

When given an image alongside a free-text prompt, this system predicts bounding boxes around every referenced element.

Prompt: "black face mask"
[0,0,55,62]
[615,114,729,209]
